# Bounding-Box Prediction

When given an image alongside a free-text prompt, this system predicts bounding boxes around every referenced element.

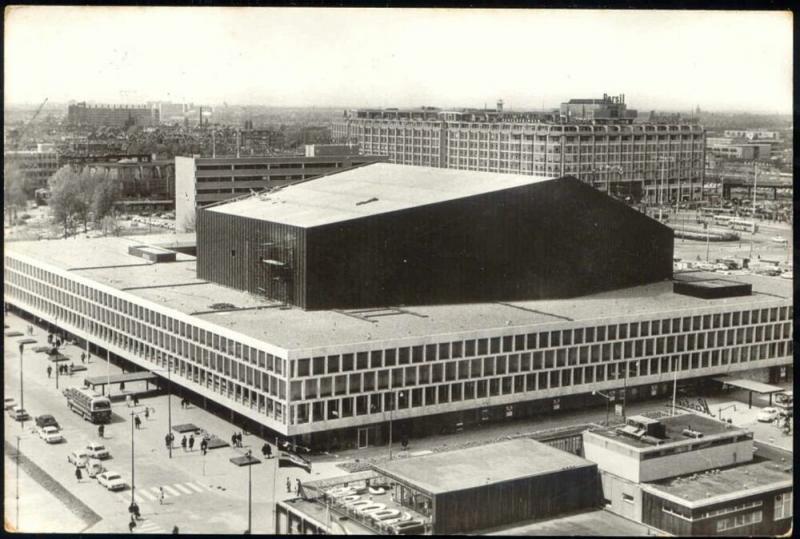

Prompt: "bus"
[713,215,733,226]
[775,391,793,417]
[729,219,758,233]
[63,387,112,424]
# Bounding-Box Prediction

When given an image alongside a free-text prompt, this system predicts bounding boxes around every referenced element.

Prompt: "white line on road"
[162,485,181,497]
[138,489,157,501]
[174,483,193,494]
[186,482,204,493]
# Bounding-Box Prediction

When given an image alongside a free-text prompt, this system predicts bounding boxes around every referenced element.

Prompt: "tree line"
[47,165,121,237]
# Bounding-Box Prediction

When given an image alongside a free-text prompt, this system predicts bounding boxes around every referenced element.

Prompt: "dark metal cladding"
[198,176,673,311]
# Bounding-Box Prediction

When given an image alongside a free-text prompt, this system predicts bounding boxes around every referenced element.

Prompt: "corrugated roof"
[206,163,556,228]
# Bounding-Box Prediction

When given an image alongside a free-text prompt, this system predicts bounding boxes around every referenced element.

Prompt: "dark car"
[35,414,60,430]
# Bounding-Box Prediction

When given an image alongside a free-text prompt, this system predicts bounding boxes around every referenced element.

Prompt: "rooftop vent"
[355,197,379,206]
[128,245,176,263]
[673,278,752,299]
[682,428,704,439]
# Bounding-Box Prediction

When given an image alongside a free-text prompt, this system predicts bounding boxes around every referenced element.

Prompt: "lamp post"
[150,355,174,458]
[592,390,612,426]
[130,410,137,511]
[749,162,758,261]
[388,391,404,461]
[247,450,253,534]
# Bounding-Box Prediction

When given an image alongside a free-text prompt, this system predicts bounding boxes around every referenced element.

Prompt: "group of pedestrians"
[231,432,244,448]
[285,478,302,494]
[180,434,197,452]
[50,363,73,376]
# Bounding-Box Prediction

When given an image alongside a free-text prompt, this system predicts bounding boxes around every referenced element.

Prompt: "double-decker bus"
[729,219,758,233]
[63,387,112,424]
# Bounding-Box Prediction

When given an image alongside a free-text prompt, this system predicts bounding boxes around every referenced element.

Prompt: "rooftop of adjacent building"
[5,235,791,355]
[182,154,384,167]
[642,441,793,507]
[206,163,555,228]
[585,412,749,450]
[374,438,593,495]
[482,508,654,536]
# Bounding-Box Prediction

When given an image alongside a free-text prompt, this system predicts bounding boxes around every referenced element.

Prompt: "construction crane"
[10,97,48,150]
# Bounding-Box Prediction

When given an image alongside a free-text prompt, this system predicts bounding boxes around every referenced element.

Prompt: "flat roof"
[373,438,593,495]
[207,163,555,228]
[4,237,791,355]
[712,376,786,394]
[84,371,158,386]
[587,413,747,449]
[643,443,793,507]
[484,508,653,536]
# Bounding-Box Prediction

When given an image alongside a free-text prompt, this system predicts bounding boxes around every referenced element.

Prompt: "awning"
[713,376,785,394]
[84,371,158,387]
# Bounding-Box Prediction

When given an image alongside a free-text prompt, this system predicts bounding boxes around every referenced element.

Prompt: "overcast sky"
[4,7,793,113]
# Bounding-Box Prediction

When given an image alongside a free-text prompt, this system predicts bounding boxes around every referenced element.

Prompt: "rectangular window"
[775,492,793,520]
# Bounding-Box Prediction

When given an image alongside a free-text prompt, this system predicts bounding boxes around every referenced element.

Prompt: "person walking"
[81,352,86,364]
[47,365,52,378]
[128,517,136,533]
[144,407,150,420]
[286,477,292,493]
[295,478,301,495]
[181,435,187,451]
[261,443,269,459]
[231,433,237,448]
[172,525,179,534]
[75,467,82,482]
[200,439,208,456]
[188,434,195,452]
[98,424,105,438]
[134,416,142,430]
[159,487,165,505]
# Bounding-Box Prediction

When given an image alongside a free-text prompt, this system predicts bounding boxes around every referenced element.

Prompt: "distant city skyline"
[4,7,793,114]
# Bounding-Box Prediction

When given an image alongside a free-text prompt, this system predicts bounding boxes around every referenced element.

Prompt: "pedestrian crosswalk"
[133,520,166,534]
[123,481,215,505]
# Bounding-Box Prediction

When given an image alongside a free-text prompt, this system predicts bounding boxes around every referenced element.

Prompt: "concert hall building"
[4,164,792,450]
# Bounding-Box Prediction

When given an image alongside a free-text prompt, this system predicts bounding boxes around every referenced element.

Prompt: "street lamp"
[388,390,404,461]
[592,390,613,426]
[150,354,174,458]
[229,450,261,534]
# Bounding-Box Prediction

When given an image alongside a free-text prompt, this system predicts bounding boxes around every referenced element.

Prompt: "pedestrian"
[286,477,292,493]
[47,365,52,378]
[81,352,86,364]
[159,487,165,505]
[189,434,195,451]
[69,362,75,375]
[231,433,237,448]
[134,416,142,429]
[47,333,53,345]
[261,443,269,459]
[266,444,272,459]
[126,395,132,408]
[296,478,301,494]
[133,396,139,407]
[145,407,150,420]
[165,433,172,450]
[201,441,208,456]
[172,525,179,534]
[181,435,187,451]
[98,424,105,438]
[128,518,136,533]
[120,382,125,391]
[75,467,82,482]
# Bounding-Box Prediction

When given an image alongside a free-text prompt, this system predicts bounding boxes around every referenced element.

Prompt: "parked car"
[85,441,110,460]
[96,471,127,491]
[38,425,64,444]
[35,414,60,430]
[68,449,90,467]
[86,458,105,478]
[9,406,31,422]
[4,397,17,410]
[757,407,780,423]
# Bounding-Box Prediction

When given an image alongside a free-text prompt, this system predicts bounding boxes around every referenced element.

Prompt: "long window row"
[5,257,289,425]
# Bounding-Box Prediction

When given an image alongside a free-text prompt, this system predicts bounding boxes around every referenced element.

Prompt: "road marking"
[135,520,165,534]
[162,485,181,497]
[138,489,157,501]
[186,482,204,493]
[174,483,193,494]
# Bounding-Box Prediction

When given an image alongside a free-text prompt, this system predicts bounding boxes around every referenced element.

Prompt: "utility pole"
[16,435,20,531]
[749,162,758,261]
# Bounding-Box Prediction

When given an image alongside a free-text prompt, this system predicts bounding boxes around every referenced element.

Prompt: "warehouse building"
[67,102,160,128]
[583,413,793,536]
[333,97,705,202]
[174,152,384,232]
[197,163,673,310]
[276,438,599,534]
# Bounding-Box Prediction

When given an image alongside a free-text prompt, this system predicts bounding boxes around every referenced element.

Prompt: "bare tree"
[48,165,94,237]
[3,162,28,226]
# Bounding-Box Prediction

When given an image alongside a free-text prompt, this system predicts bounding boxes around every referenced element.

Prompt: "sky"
[4,7,793,113]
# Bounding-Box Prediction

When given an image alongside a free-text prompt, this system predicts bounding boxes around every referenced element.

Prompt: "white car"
[68,449,90,467]
[38,426,64,444]
[85,442,110,460]
[757,407,780,423]
[96,471,127,491]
